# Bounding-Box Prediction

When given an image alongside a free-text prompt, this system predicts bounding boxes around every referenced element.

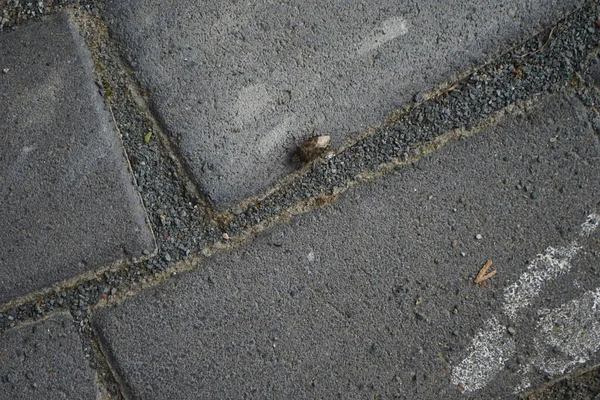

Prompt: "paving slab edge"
[522,362,600,398]
[1,1,600,398]
[77,2,600,395]
[1,0,598,333]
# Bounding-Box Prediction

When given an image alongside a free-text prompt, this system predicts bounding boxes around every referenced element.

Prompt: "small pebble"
[222,232,230,240]
[507,326,517,336]
[2,68,9,74]
[475,234,483,240]
[460,252,466,257]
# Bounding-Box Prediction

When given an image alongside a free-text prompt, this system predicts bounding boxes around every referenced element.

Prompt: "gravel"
[526,364,600,399]
[1,0,599,334]
[91,91,600,398]
[1,0,600,397]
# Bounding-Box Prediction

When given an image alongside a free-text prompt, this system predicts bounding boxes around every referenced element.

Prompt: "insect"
[294,135,331,162]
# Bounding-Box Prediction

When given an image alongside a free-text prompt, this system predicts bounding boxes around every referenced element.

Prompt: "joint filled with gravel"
[1,0,599,351]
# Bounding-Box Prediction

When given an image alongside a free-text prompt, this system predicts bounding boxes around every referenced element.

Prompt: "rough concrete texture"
[0,12,155,303]
[104,0,583,208]
[93,93,600,399]
[0,312,96,399]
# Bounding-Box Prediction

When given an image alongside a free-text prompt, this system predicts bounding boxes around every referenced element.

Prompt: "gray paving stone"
[104,0,583,208]
[0,312,96,399]
[93,93,600,399]
[0,12,155,303]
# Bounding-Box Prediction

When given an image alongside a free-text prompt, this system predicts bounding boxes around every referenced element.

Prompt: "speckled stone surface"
[0,12,155,302]
[0,312,96,399]
[94,94,600,399]
[104,0,582,208]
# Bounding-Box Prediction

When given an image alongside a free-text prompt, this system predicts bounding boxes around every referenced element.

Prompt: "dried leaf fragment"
[474,259,497,284]
[295,135,331,162]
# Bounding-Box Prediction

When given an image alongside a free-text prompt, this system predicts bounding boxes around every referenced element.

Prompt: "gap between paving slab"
[102,0,585,209]
[0,10,155,304]
[0,0,97,30]
[92,91,600,399]
[1,2,600,397]
[2,0,599,331]
[72,0,600,265]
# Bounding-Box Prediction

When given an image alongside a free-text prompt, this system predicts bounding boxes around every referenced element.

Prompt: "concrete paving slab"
[0,12,155,303]
[0,312,96,399]
[93,92,600,399]
[103,0,583,208]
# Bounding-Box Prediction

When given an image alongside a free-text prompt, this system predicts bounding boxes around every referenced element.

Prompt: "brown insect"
[294,135,331,162]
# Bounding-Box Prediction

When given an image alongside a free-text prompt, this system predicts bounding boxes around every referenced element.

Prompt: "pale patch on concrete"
[535,288,600,375]
[450,317,516,392]
[21,146,35,154]
[580,212,600,237]
[58,139,111,189]
[252,115,296,160]
[357,16,408,55]
[0,145,36,200]
[502,243,581,320]
[234,83,272,127]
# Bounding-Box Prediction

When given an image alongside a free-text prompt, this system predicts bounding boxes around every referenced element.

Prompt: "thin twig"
[474,259,497,284]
